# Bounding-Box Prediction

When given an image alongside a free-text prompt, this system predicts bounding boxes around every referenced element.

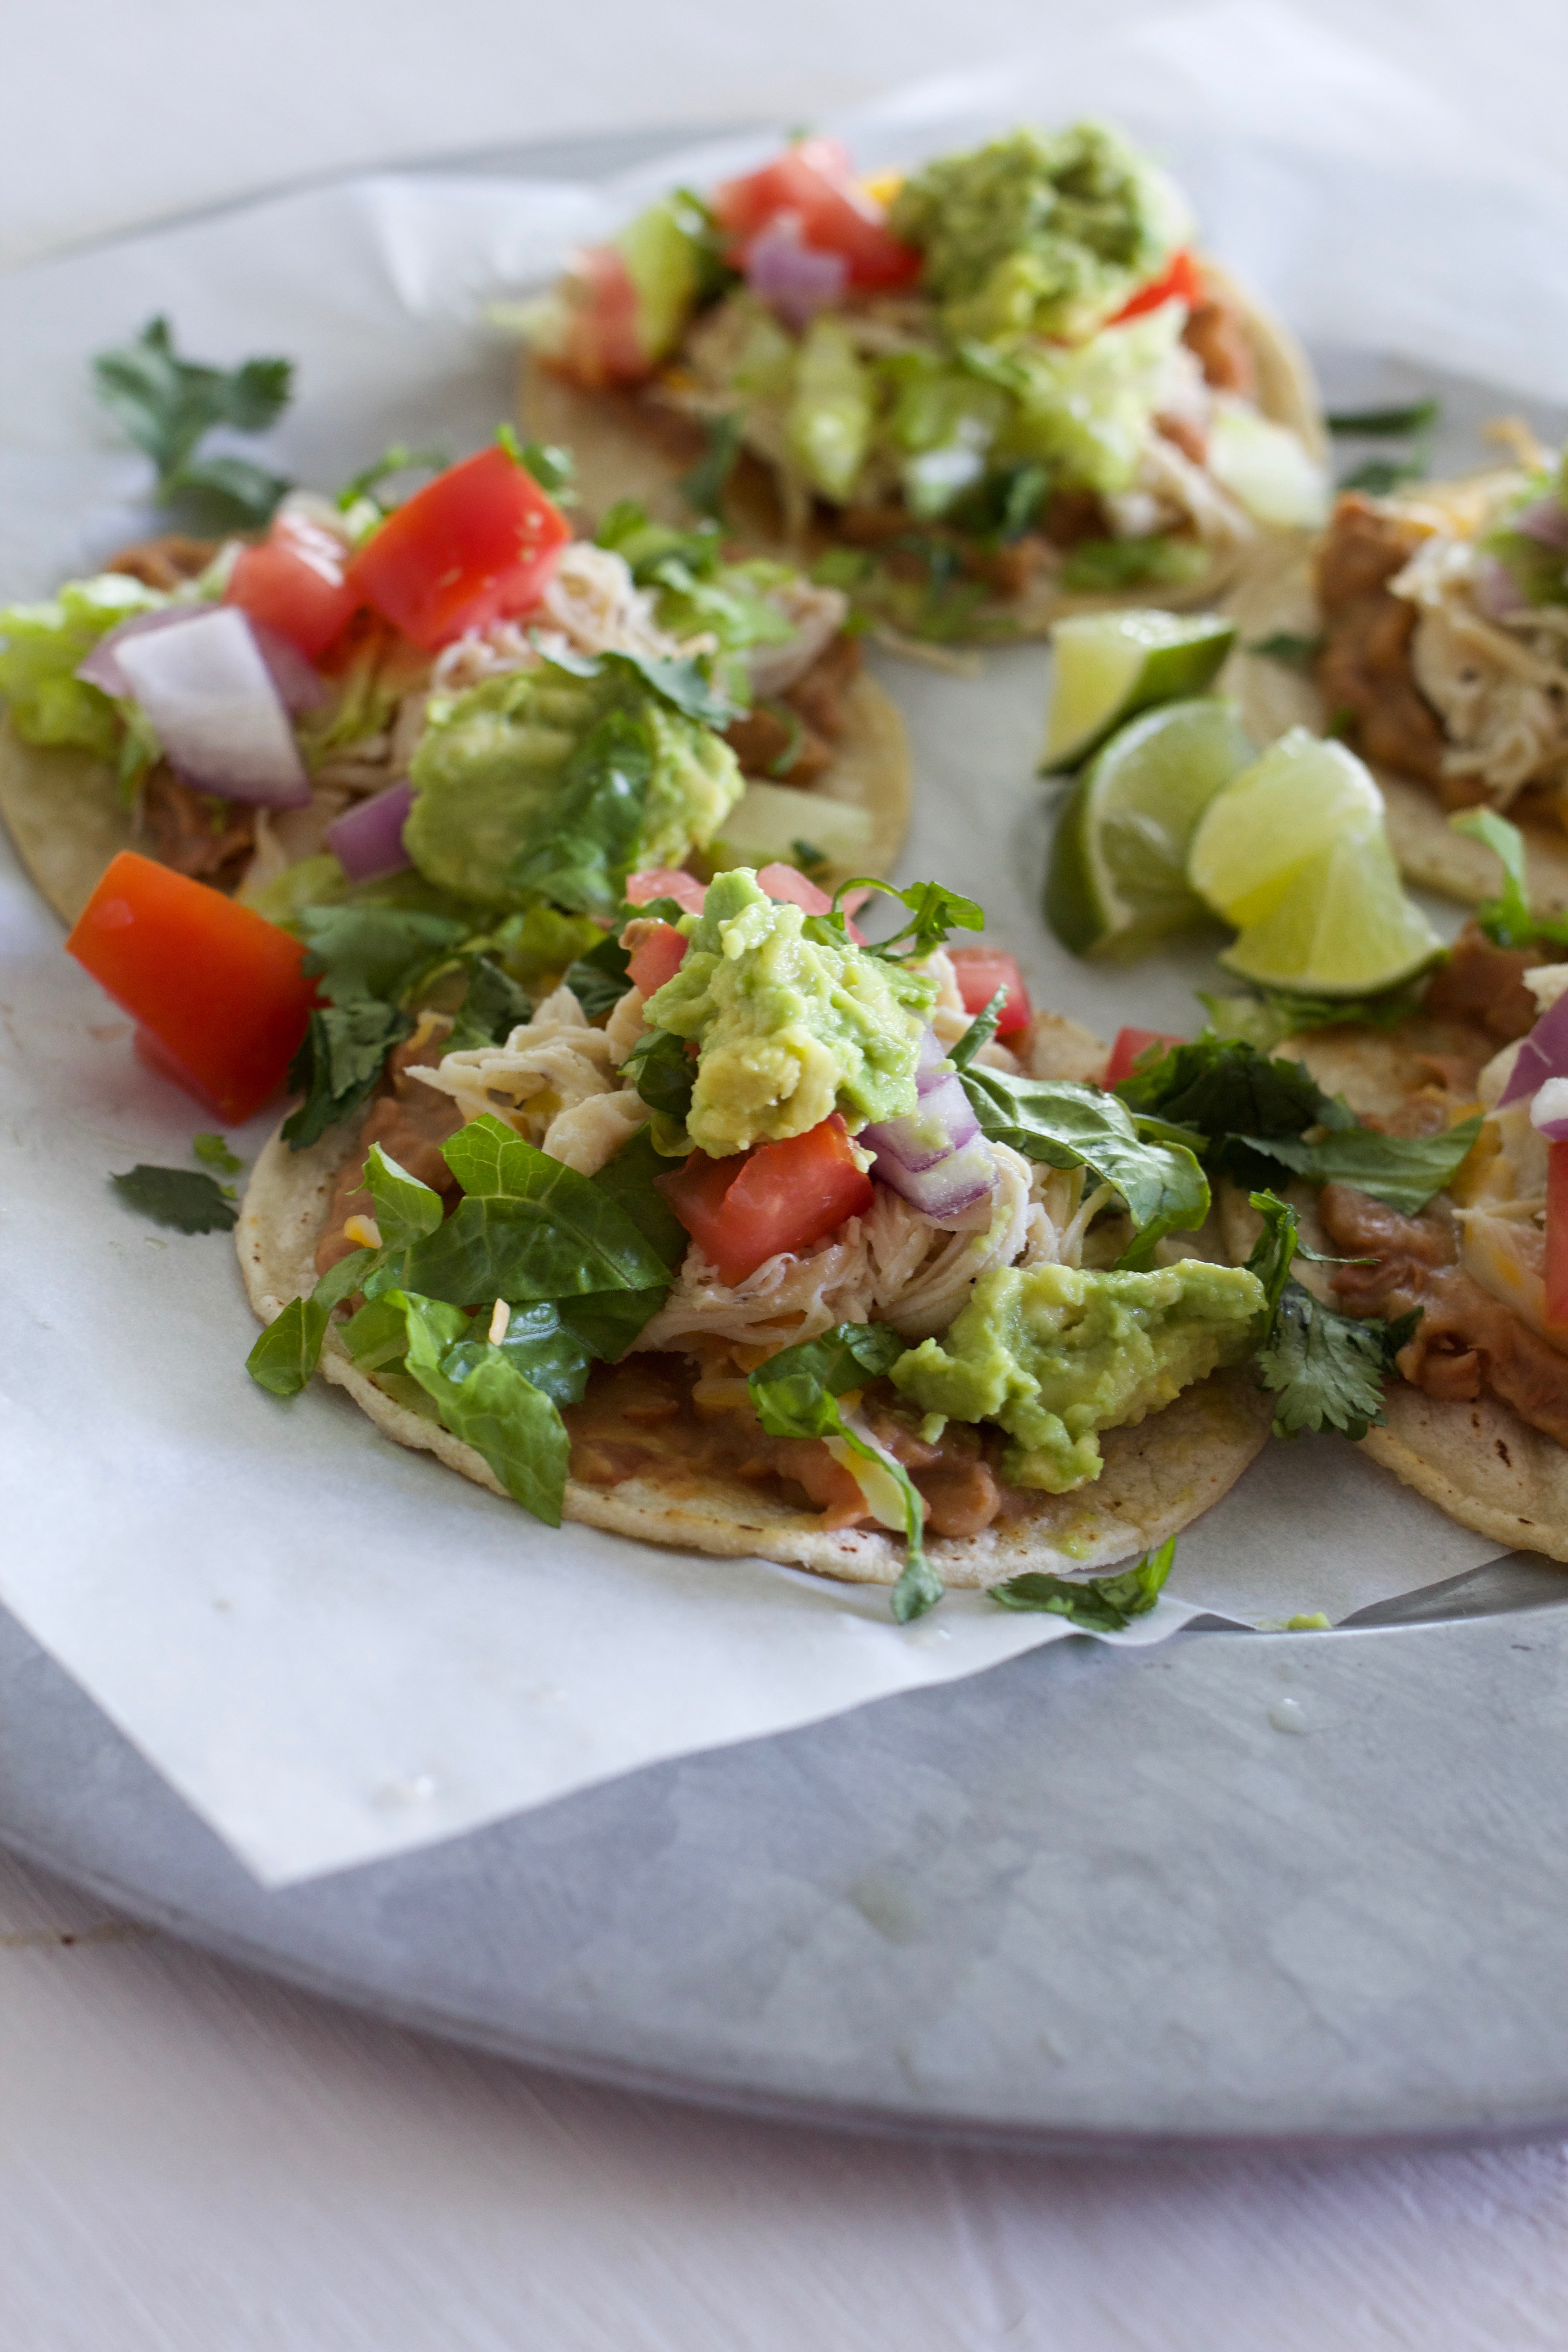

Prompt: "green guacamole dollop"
[645,868,936,1156]
[406,659,741,913]
[892,1257,1265,1491]
[887,122,1185,344]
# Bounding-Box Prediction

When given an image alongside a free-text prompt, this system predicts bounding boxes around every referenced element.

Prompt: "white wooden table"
[9,1,1568,2342]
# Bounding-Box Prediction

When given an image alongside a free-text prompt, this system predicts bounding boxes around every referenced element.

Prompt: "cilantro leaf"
[948,989,1007,1071]
[565,929,633,1019]
[1240,1117,1482,1218]
[443,954,533,1055]
[508,703,653,914]
[1244,631,1322,669]
[956,1069,1210,1266]
[110,1164,238,1234]
[1244,1189,1301,1320]
[92,316,293,525]
[282,1000,412,1150]
[515,437,575,498]
[834,877,985,962]
[335,443,448,513]
[293,906,470,1007]
[192,1132,243,1177]
[1115,1034,1350,1185]
[1449,806,1568,950]
[680,412,744,519]
[1326,397,1441,437]
[1198,985,1424,1052]
[1340,455,1428,495]
[623,1027,696,1124]
[1257,1284,1413,1440]
[989,1534,1176,1630]
[748,1324,941,1622]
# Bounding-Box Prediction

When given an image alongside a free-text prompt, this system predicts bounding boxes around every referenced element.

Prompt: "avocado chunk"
[892,1257,1266,1491]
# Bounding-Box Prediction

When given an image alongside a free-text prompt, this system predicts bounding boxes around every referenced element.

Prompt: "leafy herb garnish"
[622,1026,697,1124]
[989,1535,1176,1630]
[283,1000,412,1150]
[748,1323,941,1622]
[192,1132,243,1178]
[956,1068,1210,1268]
[1326,398,1441,437]
[1239,1117,1483,1219]
[564,928,634,1020]
[1450,807,1568,951]
[823,877,984,961]
[92,316,293,527]
[1114,1034,1352,1188]
[1258,1287,1418,1441]
[1059,536,1210,595]
[1339,455,1429,496]
[1198,984,1425,1053]
[110,1164,238,1234]
[335,442,448,514]
[680,412,745,519]
[1245,632,1322,669]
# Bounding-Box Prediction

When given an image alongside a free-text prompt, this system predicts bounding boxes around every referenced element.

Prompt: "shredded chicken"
[409,984,621,1131]
[1392,530,1568,801]
[745,579,850,697]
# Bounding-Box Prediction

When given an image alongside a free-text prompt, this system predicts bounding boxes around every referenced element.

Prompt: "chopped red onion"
[1531,1075,1568,1141]
[861,1037,997,1223]
[1475,556,1528,619]
[1513,496,1568,551]
[326,779,414,884]
[80,603,327,717]
[86,605,312,808]
[626,868,706,915]
[1500,988,1568,1107]
[745,216,849,330]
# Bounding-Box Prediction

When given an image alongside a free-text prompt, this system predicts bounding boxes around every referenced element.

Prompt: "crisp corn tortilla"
[520,261,1327,644]
[239,1118,1272,1590]
[0,666,911,930]
[1222,475,1568,917]
[1219,1030,1568,1563]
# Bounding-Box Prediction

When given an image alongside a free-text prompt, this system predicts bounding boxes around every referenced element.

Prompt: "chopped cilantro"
[110,1165,238,1234]
[1258,1286,1417,1441]
[192,1132,243,1178]
[1326,397,1441,437]
[989,1534,1176,1630]
[92,316,293,527]
[680,413,744,519]
[1339,454,1428,496]
[1240,1117,1483,1219]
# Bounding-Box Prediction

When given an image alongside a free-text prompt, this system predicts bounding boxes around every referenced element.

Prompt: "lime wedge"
[1187,727,1384,929]
[1040,609,1238,774]
[1221,828,1442,996]
[1044,697,1256,956]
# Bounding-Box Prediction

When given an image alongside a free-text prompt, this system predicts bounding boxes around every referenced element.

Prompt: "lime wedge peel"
[1044,696,1257,957]
[1189,726,1442,997]
[1040,608,1238,774]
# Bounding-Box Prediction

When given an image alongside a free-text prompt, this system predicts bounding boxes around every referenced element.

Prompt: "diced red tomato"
[65,851,317,1124]
[225,510,362,659]
[947,949,1032,1039]
[347,446,573,652]
[1109,249,1204,325]
[711,142,921,294]
[555,245,651,388]
[657,1113,874,1285]
[626,868,706,915]
[626,920,688,996]
[1547,1142,1568,1329]
[1102,1026,1184,1088]
[755,862,868,943]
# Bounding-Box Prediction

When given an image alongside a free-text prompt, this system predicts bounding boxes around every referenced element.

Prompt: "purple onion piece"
[872,1132,998,1224]
[1513,496,1568,551]
[102,606,312,808]
[860,1071,980,1176]
[76,603,206,697]
[1499,987,1568,1108]
[327,779,414,885]
[248,617,329,716]
[745,214,849,330]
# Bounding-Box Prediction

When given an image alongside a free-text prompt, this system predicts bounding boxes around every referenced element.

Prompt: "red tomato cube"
[657,1114,873,1285]
[1102,1027,1185,1088]
[711,142,920,293]
[947,949,1032,1038]
[348,446,573,652]
[626,920,688,997]
[225,511,361,658]
[66,852,316,1123]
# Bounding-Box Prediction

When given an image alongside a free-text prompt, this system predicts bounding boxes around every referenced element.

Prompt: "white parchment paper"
[0,4,1543,1883]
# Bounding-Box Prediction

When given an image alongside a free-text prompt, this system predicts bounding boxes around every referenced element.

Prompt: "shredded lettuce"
[0,573,167,757]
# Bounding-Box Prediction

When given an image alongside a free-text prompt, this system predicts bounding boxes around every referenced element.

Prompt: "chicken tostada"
[516,122,1327,644]
[1231,424,1568,917]
[240,863,1293,1618]
[0,335,908,934]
